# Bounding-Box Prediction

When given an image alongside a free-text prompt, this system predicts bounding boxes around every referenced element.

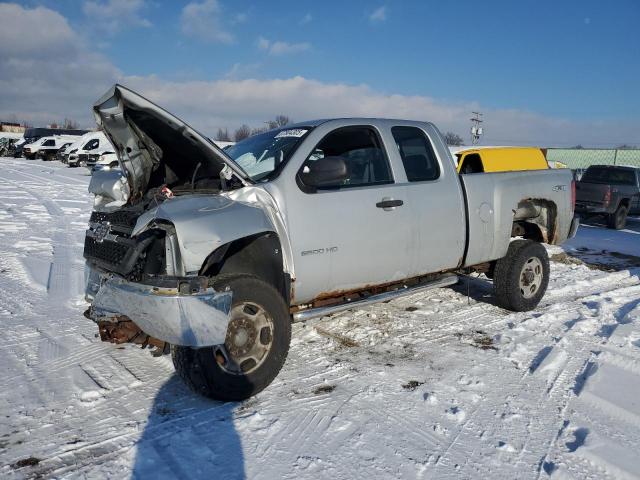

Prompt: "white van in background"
[22,135,79,160]
[67,131,113,167]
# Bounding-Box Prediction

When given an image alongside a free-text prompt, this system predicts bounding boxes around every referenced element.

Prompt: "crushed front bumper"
[86,268,232,347]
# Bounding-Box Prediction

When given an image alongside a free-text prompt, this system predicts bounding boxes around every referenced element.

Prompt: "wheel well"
[199,232,290,305]
[512,199,558,244]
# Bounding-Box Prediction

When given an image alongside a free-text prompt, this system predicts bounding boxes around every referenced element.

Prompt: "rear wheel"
[173,274,291,401]
[607,204,628,230]
[493,240,550,312]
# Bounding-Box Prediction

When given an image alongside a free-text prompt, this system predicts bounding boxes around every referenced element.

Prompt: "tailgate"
[576,182,608,207]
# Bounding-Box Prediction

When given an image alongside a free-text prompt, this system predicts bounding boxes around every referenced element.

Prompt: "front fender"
[133,194,275,273]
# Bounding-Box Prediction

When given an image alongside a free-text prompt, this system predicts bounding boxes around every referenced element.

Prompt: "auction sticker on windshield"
[275,129,308,138]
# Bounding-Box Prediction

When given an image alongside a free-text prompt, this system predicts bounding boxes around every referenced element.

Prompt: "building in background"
[1,122,26,134]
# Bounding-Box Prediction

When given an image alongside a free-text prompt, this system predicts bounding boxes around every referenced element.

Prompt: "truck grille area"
[84,236,130,266]
[90,210,140,232]
[84,209,165,279]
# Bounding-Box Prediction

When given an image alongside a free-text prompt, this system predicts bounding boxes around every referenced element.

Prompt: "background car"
[90,151,119,173]
[67,131,112,167]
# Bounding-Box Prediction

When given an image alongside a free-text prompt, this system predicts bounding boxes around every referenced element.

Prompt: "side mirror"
[300,156,348,188]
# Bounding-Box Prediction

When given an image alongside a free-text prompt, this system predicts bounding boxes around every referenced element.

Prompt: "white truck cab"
[67,131,113,167]
[22,135,79,160]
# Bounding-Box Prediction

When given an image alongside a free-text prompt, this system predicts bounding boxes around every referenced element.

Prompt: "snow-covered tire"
[493,239,549,312]
[607,204,628,230]
[172,274,291,401]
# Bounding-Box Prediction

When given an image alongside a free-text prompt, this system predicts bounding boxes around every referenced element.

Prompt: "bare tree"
[444,132,464,146]
[215,128,231,142]
[264,116,290,131]
[234,124,251,142]
[274,115,290,127]
[234,116,293,141]
[62,118,79,129]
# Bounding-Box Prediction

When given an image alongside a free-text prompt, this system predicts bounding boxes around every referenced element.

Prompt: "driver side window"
[299,126,392,190]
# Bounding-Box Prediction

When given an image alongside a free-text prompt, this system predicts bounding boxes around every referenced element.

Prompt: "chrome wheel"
[519,257,543,299]
[214,301,274,375]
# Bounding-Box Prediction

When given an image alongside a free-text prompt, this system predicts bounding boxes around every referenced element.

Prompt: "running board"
[292,273,459,322]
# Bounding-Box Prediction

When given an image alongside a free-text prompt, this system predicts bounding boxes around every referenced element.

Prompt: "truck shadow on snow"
[450,275,498,307]
[132,374,245,480]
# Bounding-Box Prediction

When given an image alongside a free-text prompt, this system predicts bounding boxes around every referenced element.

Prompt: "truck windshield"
[582,167,636,186]
[225,127,311,181]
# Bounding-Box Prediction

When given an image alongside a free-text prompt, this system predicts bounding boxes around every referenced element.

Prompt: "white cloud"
[0,4,635,147]
[369,6,387,24]
[0,3,77,58]
[82,0,151,34]
[0,3,120,126]
[257,36,270,51]
[121,75,640,147]
[180,0,234,44]
[233,12,248,24]
[300,13,312,25]
[256,37,311,56]
[224,62,262,79]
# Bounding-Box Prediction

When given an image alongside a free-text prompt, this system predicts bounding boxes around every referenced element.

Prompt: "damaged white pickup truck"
[84,85,579,400]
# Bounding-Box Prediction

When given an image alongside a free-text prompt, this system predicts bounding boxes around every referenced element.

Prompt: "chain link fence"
[546,148,640,169]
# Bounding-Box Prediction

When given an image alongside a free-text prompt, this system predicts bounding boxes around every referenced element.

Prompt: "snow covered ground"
[1,157,639,480]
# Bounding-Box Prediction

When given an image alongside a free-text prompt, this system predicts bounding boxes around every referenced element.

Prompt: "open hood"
[93,84,250,201]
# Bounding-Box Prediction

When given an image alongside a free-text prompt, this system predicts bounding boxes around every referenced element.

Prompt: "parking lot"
[1,157,639,479]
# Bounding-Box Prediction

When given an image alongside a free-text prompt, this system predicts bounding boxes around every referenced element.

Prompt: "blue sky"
[2,1,639,145]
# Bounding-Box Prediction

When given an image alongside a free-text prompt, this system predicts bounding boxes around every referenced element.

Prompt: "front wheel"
[607,204,628,230]
[493,240,550,312]
[173,274,291,401]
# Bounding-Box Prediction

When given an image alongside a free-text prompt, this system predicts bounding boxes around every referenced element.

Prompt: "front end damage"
[83,197,238,350]
[86,269,232,348]
[82,190,286,351]
[83,83,291,354]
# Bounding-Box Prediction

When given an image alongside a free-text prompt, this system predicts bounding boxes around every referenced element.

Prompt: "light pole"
[470,111,483,145]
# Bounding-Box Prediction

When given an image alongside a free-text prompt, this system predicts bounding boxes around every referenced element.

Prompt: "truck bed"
[461,168,575,266]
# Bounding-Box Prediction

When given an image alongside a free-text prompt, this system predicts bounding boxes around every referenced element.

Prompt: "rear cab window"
[582,167,637,186]
[391,126,440,181]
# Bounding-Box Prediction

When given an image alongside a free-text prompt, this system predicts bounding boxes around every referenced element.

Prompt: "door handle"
[376,198,403,210]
